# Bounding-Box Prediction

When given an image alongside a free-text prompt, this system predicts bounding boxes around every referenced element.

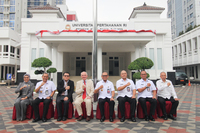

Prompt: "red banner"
[35,29,156,37]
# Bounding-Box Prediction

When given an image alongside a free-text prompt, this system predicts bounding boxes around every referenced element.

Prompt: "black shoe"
[57,117,62,121]
[145,116,149,121]
[62,117,67,121]
[42,118,47,122]
[100,116,105,122]
[32,118,40,122]
[168,114,176,120]
[149,115,155,121]
[120,116,125,122]
[163,114,168,120]
[130,117,136,122]
[109,116,114,122]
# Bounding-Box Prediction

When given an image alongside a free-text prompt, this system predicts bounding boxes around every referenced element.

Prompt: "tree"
[128,57,154,79]
[31,57,57,76]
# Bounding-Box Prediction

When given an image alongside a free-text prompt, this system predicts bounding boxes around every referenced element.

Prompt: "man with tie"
[156,72,179,120]
[136,71,157,121]
[116,70,137,122]
[94,72,115,122]
[74,71,94,122]
[32,73,56,122]
[56,72,74,121]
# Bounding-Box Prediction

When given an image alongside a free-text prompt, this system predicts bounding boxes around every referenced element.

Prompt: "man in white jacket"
[156,72,179,120]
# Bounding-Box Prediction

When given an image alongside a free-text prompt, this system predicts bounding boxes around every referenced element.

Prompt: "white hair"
[81,71,88,76]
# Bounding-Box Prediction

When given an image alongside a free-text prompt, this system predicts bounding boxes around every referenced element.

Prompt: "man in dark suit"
[56,72,74,121]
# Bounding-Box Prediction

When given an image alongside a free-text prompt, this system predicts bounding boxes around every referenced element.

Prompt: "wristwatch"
[49,96,52,98]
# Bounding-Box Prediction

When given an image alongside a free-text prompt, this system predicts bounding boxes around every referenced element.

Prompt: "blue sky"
[66,0,168,21]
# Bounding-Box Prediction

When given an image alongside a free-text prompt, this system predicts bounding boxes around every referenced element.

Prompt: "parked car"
[175,70,188,85]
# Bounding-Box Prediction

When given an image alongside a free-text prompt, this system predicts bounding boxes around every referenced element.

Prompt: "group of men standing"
[15,70,179,123]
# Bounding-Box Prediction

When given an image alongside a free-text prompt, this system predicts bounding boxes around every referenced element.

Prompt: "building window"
[31,48,36,70]
[0,21,3,27]
[9,21,15,27]
[4,45,8,52]
[189,4,193,9]
[10,0,15,5]
[196,66,198,79]
[189,66,194,77]
[10,6,15,12]
[9,13,15,20]
[0,6,4,12]
[10,46,15,53]
[179,44,182,53]
[157,48,162,69]
[149,48,154,69]
[190,13,193,18]
[39,48,44,57]
[0,14,3,20]
[190,21,194,27]
[0,0,4,5]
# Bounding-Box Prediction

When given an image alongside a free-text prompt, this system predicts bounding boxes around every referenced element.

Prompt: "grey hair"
[81,71,88,76]
[42,73,49,77]
[23,74,30,78]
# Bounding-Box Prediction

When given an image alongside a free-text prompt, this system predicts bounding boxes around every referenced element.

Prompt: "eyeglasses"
[141,74,147,75]
[64,75,70,77]
[102,75,108,77]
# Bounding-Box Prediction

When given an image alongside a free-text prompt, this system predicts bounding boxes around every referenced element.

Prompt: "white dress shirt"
[116,78,136,98]
[62,80,68,96]
[36,80,56,99]
[156,79,178,99]
[136,79,156,99]
[95,80,115,99]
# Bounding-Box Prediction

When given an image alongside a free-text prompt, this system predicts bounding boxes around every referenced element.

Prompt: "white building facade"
[18,3,174,85]
[0,27,20,80]
[172,26,200,80]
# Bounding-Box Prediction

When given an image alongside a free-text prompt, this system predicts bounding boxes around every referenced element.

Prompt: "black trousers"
[32,97,52,119]
[138,97,157,116]
[99,98,115,118]
[157,96,179,115]
[117,96,136,118]
[56,95,70,118]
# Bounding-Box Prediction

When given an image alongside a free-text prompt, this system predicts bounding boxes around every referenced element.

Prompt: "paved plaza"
[0,85,199,133]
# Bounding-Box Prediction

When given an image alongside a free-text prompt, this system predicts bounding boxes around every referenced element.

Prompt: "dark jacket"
[56,79,74,102]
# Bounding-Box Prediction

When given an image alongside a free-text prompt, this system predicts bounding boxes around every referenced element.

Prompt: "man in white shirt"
[94,72,115,122]
[32,73,56,122]
[156,72,179,120]
[74,71,94,122]
[136,71,157,121]
[116,70,136,122]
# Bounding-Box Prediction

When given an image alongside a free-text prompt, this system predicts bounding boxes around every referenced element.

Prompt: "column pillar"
[135,46,140,59]
[46,45,52,60]
[97,45,102,80]
[52,46,57,85]
[3,66,5,80]
[57,52,63,72]
[140,46,145,57]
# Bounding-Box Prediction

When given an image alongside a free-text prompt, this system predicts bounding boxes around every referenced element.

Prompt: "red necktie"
[82,80,86,99]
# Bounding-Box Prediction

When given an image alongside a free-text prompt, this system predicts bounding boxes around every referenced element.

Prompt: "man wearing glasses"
[56,72,74,121]
[94,72,115,122]
[136,71,157,121]
[156,72,179,120]
[32,73,56,122]
[116,70,137,122]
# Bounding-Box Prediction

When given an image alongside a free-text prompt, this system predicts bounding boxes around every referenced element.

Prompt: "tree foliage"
[47,68,57,73]
[128,57,154,71]
[31,57,57,75]
[128,57,154,79]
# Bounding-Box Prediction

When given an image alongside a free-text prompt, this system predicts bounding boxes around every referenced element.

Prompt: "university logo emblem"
[65,24,71,30]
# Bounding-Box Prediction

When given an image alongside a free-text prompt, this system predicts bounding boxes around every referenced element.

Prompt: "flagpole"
[92,0,98,102]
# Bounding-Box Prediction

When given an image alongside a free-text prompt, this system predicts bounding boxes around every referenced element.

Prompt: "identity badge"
[107,89,110,94]
[45,90,49,95]
[127,87,130,92]
[40,91,42,93]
